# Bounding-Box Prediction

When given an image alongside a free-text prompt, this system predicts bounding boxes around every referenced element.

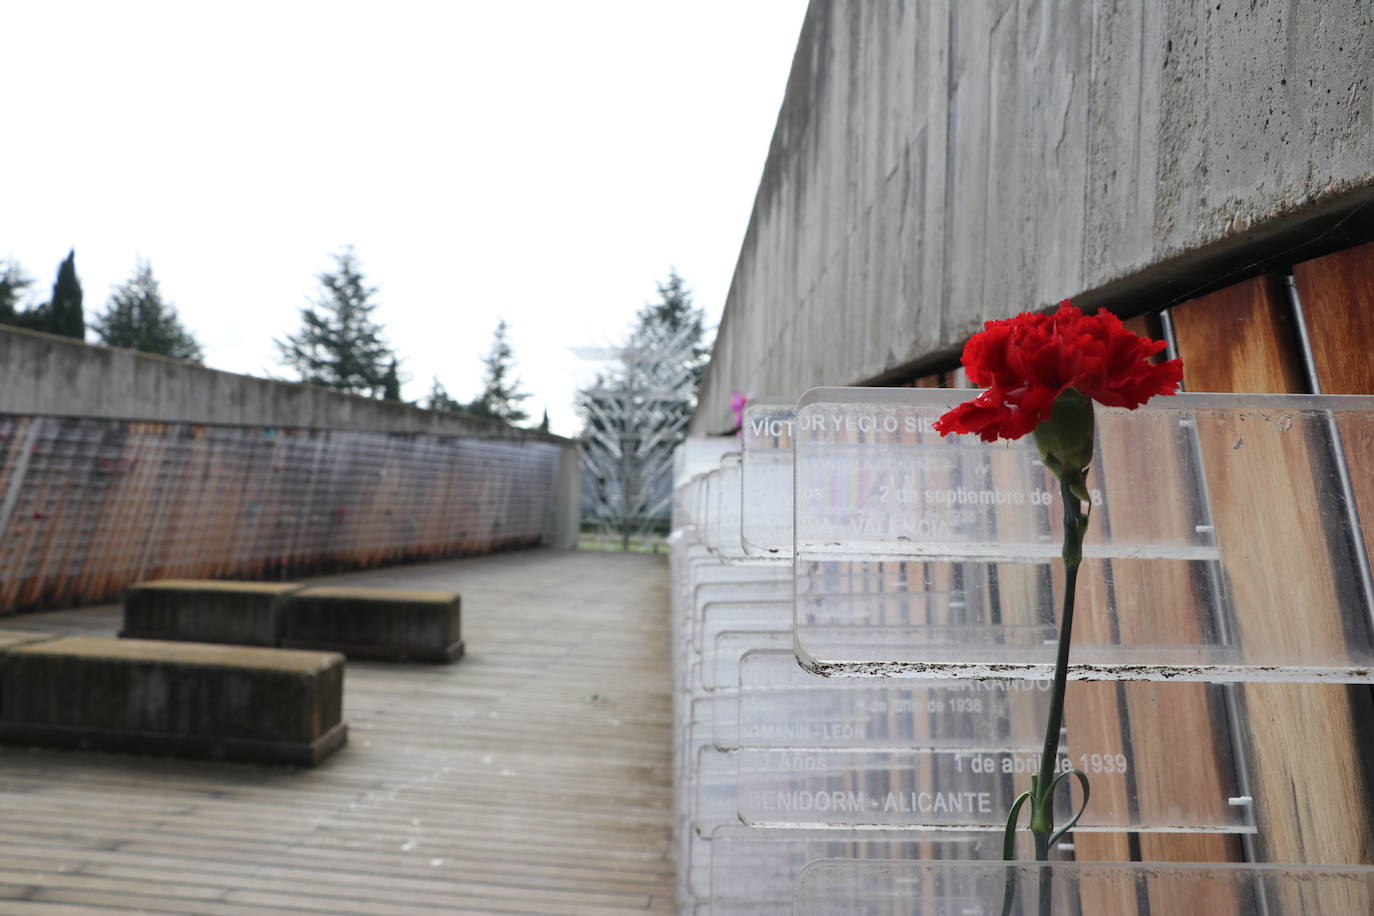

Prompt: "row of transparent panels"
[688,661,1254,834]
[715,390,1374,682]
[792,860,1374,915]
[671,544,1374,910]
[669,388,1374,910]
[667,542,1365,912]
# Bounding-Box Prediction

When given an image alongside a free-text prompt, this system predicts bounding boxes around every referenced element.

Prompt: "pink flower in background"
[730,391,751,433]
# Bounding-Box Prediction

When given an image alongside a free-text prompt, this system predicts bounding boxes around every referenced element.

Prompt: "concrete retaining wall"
[692,0,1374,432]
[0,324,551,439]
[0,324,581,553]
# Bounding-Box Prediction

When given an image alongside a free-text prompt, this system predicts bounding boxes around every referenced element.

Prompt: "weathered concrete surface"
[0,550,674,913]
[550,440,585,550]
[0,323,561,441]
[693,0,1374,432]
[0,325,583,550]
[122,579,302,647]
[282,586,464,662]
[0,636,346,766]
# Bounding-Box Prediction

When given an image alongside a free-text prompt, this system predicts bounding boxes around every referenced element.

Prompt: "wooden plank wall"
[905,240,1374,872]
[0,418,562,615]
[1170,242,1374,868]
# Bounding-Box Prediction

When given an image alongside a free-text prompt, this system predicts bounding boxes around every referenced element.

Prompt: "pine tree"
[633,268,707,391]
[469,319,530,423]
[538,407,550,432]
[425,377,464,412]
[92,260,204,361]
[46,250,85,340]
[275,248,396,396]
[0,260,33,323]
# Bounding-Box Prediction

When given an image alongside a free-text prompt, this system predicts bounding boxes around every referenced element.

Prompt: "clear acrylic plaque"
[690,563,791,600]
[693,745,741,838]
[793,860,1374,915]
[736,650,1051,749]
[698,600,793,655]
[732,653,1254,833]
[741,400,797,558]
[700,470,722,555]
[675,436,740,488]
[694,579,792,612]
[715,453,747,560]
[705,629,791,690]
[708,826,1017,910]
[794,388,1374,683]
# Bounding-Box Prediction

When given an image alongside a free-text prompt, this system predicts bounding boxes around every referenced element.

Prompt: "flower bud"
[1033,388,1094,481]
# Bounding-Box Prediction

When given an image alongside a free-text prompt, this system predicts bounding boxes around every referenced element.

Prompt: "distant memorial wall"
[0,325,580,613]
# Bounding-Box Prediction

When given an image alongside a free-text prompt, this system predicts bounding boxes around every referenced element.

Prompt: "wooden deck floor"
[0,549,674,915]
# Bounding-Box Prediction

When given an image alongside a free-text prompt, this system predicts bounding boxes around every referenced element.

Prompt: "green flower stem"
[1016,473,1090,916]
[1001,395,1096,915]
[1031,533,1081,844]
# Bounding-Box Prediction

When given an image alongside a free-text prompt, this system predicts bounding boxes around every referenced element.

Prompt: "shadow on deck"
[0,549,674,915]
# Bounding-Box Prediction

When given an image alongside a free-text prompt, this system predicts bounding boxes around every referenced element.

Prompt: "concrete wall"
[0,324,558,441]
[0,324,582,550]
[692,0,1374,432]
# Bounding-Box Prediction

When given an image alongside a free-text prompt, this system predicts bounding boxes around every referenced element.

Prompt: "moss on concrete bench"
[282,586,464,663]
[0,636,346,766]
[121,580,302,647]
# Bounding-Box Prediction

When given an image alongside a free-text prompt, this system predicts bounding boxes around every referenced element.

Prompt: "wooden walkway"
[0,549,675,915]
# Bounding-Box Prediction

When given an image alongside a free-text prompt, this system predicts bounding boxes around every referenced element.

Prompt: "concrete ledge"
[0,629,59,652]
[122,580,302,647]
[282,586,464,664]
[0,637,347,766]
[0,721,348,767]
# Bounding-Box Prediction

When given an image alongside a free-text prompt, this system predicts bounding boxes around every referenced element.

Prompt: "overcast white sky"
[2,0,808,436]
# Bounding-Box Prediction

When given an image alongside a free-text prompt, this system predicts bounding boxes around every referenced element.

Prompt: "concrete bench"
[0,629,58,654]
[282,586,464,663]
[0,636,346,766]
[121,580,302,647]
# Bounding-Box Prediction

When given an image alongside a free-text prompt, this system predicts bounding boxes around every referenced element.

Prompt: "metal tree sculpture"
[577,319,700,549]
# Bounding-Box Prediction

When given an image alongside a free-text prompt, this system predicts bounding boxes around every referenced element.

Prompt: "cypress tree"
[382,358,401,400]
[47,249,85,340]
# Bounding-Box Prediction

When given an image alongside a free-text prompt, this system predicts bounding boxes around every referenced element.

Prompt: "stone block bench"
[0,629,59,655]
[281,586,464,663]
[121,580,301,647]
[0,636,346,766]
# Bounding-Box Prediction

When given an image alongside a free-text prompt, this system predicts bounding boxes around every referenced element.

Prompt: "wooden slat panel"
[1170,274,1374,869]
[1095,316,1243,866]
[1294,240,1374,565]
[1066,314,1238,916]
[1292,240,1374,395]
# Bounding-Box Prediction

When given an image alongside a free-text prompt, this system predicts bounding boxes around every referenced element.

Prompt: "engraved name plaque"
[794,388,1374,683]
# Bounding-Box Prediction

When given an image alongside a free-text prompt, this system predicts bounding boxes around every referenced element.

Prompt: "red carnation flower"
[933,301,1183,442]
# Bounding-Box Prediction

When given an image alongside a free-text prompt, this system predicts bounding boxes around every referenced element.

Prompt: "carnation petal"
[938,300,1182,442]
